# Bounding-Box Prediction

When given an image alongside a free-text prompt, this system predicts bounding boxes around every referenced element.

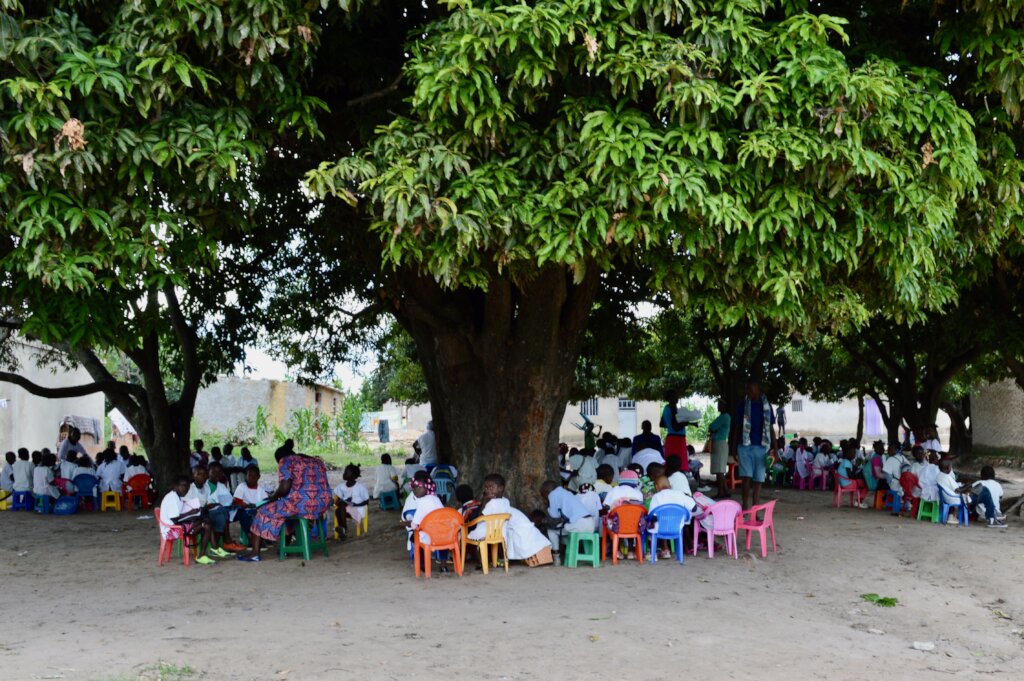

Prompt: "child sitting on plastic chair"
[403,475,445,567]
[334,463,370,540]
[455,484,480,520]
[648,474,695,558]
[160,475,216,565]
[33,451,60,503]
[372,453,399,499]
[971,466,1007,528]
[232,465,267,539]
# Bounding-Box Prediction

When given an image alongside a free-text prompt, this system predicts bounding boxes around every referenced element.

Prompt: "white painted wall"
[0,341,105,453]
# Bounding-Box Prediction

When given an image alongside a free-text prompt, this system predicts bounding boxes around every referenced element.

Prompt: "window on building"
[618,398,636,411]
[579,398,599,416]
[791,399,803,412]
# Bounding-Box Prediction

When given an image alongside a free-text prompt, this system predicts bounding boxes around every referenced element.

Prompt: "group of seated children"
[540,456,718,564]
[189,440,260,491]
[158,461,269,564]
[1,443,154,510]
[816,438,1007,528]
[400,470,552,570]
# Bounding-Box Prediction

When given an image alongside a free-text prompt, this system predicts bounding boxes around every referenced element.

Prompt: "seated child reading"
[334,464,370,539]
[470,473,551,563]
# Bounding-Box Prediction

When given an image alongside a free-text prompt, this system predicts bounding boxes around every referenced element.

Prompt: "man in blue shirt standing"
[734,379,776,509]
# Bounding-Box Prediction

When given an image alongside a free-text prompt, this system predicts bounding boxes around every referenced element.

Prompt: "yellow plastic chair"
[100,491,122,512]
[462,513,510,575]
[333,498,369,540]
[0,493,11,511]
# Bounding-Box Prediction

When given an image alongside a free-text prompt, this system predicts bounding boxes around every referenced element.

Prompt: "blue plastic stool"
[379,490,401,511]
[34,494,54,514]
[883,490,904,515]
[12,491,33,512]
[54,496,79,515]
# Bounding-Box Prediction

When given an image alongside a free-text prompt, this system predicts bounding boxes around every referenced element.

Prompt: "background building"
[0,340,105,453]
[193,375,345,435]
[972,379,1024,457]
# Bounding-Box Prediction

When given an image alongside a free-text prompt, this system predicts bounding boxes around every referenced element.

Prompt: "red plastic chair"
[155,508,190,566]
[899,472,920,518]
[123,474,153,511]
[833,472,860,509]
[736,499,778,558]
[693,499,741,558]
[413,508,464,578]
[601,503,646,565]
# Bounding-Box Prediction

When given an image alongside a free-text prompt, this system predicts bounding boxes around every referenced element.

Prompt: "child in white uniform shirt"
[468,474,551,561]
[971,465,1007,528]
[159,475,216,565]
[232,465,268,539]
[334,464,370,539]
[33,452,60,499]
[404,476,444,550]
[602,470,644,509]
[12,449,34,493]
[1,451,15,495]
[372,453,399,498]
[575,483,603,519]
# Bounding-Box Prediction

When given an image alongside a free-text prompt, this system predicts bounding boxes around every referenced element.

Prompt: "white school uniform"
[570,456,597,492]
[59,459,78,481]
[973,479,1003,511]
[594,480,614,496]
[631,448,665,474]
[372,464,399,496]
[882,455,907,493]
[1,462,13,492]
[917,463,939,501]
[812,452,830,476]
[468,497,550,559]
[12,459,34,492]
[576,490,602,518]
[936,471,962,505]
[233,482,269,507]
[649,488,696,513]
[667,471,691,495]
[158,492,199,539]
[602,484,643,509]
[98,461,124,493]
[795,450,813,479]
[123,465,148,481]
[334,481,371,523]
[33,467,59,498]
[409,494,445,545]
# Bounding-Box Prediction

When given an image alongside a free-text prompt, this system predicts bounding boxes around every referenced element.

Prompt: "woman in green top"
[708,399,732,498]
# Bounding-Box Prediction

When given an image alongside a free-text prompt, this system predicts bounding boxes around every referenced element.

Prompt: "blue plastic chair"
[939,486,969,527]
[434,478,455,505]
[646,504,691,565]
[73,474,99,511]
[430,465,457,481]
[34,494,54,514]
[12,491,34,512]
[379,489,401,511]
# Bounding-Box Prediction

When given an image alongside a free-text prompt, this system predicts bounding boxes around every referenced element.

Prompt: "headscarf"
[410,477,436,495]
[618,470,640,487]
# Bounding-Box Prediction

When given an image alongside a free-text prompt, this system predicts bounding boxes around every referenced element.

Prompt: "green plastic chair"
[279,516,330,561]
[565,532,600,568]
[917,498,940,523]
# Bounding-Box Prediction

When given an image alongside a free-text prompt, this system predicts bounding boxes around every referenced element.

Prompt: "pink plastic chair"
[736,499,778,558]
[693,500,741,559]
[795,472,810,490]
[809,469,829,490]
[833,472,860,509]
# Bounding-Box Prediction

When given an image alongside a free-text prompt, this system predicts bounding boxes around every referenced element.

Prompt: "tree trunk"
[392,266,599,508]
[856,393,865,442]
[941,396,972,457]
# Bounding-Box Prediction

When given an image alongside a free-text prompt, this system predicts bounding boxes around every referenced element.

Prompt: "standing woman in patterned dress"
[237,446,332,562]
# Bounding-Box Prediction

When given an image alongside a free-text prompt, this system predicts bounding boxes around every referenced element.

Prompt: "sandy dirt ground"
[1,469,1023,681]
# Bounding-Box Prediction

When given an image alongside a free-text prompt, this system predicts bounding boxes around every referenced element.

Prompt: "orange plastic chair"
[833,472,860,509]
[601,504,645,565]
[725,461,739,490]
[123,474,153,511]
[155,508,190,566]
[463,513,510,575]
[736,499,778,558]
[413,508,464,578]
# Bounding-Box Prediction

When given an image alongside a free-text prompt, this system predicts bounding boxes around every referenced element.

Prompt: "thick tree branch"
[346,73,402,107]
[0,371,140,399]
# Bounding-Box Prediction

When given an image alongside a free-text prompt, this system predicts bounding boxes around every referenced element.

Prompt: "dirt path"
[1,486,1022,681]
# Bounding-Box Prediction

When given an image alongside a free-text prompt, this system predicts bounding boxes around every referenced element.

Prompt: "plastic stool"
[34,494,54,514]
[917,499,940,523]
[565,532,600,568]
[12,491,33,512]
[884,490,904,515]
[54,496,79,515]
[378,490,401,511]
[873,489,887,510]
[100,491,122,512]
[0,493,11,511]
[280,517,330,561]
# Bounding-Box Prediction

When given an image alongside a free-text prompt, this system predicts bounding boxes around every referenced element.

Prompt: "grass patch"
[861,593,899,608]
[106,662,196,681]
